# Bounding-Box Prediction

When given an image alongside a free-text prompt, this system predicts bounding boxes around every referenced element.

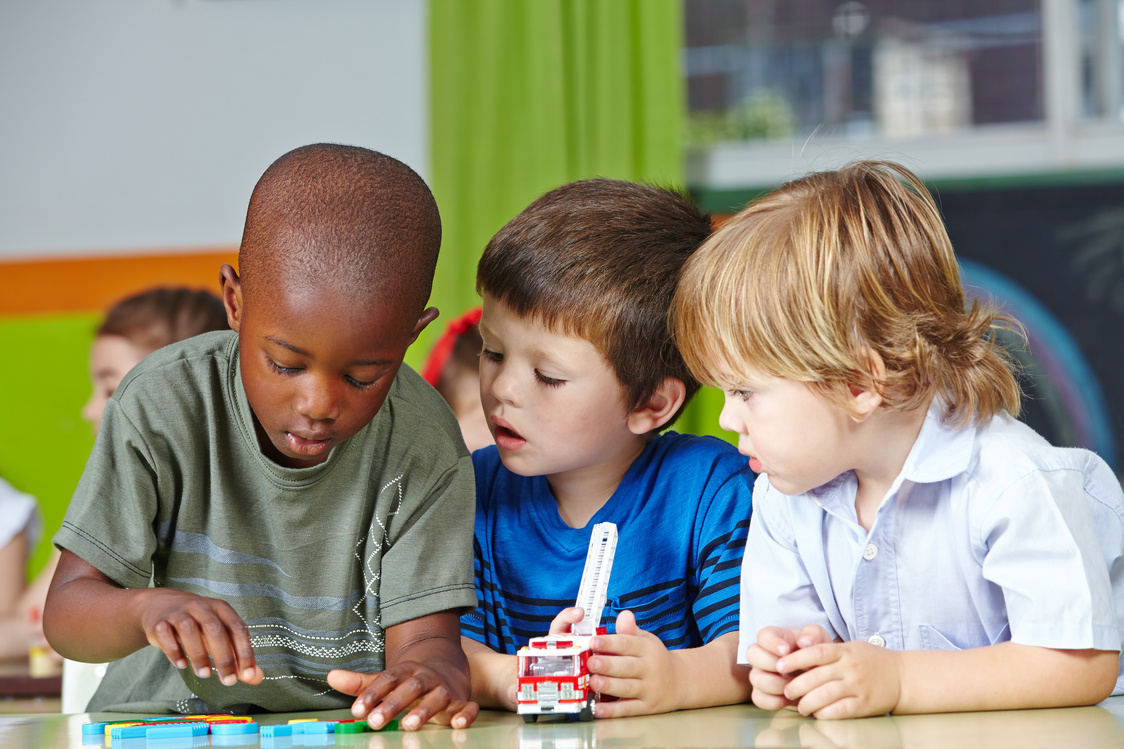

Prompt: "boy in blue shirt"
[45,144,479,730]
[672,160,1124,717]
[461,179,755,717]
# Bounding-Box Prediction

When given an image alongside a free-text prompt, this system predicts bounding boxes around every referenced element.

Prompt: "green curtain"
[426,0,728,441]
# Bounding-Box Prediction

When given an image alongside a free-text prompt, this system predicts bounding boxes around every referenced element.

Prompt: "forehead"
[481,296,609,365]
[246,277,416,353]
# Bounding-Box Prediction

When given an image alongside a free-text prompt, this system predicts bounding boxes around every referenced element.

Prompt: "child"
[461,178,755,718]
[422,307,493,452]
[83,287,229,433]
[44,144,479,730]
[0,476,41,661]
[670,160,1124,718]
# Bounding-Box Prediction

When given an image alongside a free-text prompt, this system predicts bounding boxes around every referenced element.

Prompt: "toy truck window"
[522,655,576,678]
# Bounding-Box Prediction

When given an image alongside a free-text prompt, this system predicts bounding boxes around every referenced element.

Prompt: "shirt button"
[868,634,886,647]
[862,544,878,561]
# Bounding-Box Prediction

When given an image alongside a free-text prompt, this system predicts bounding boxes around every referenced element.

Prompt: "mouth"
[285,431,333,456]
[491,417,526,451]
[740,450,764,474]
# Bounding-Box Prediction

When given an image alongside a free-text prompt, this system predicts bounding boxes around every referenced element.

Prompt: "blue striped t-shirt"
[461,432,754,653]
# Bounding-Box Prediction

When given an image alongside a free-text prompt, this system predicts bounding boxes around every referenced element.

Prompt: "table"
[0,698,1122,749]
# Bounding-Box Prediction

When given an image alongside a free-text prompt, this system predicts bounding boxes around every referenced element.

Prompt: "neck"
[851,401,929,532]
[546,438,648,529]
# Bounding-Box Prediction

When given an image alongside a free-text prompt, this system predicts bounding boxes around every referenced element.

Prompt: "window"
[685,0,1124,187]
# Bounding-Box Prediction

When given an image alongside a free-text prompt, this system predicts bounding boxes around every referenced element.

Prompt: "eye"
[726,388,753,401]
[535,371,564,388]
[480,348,503,363]
[267,358,301,376]
[346,375,377,391]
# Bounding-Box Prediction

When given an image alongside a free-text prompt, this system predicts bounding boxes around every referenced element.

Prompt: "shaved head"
[238,144,441,314]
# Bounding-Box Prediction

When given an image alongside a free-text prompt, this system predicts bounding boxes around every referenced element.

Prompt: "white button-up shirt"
[739,404,1124,693]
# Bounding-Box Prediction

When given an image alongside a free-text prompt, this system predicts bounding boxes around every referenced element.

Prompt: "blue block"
[146,722,209,739]
[81,721,113,735]
[260,724,293,737]
[294,721,337,734]
[212,735,259,748]
[211,721,258,735]
[109,724,150,739]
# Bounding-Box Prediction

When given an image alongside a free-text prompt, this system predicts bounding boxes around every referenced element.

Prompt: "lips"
[285,431,332,456]
[748,456,764,474]
[491,417,526,451]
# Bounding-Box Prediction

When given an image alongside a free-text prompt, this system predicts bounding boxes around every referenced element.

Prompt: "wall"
[0,0,430,575]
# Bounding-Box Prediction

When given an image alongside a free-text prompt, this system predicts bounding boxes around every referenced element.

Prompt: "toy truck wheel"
[523,714,538,724]
[579,699,594,722]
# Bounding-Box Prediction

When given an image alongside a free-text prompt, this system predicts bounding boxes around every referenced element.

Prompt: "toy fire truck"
[517,523,617,723]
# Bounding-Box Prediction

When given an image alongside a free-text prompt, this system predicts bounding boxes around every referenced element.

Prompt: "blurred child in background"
[422,307,493,452]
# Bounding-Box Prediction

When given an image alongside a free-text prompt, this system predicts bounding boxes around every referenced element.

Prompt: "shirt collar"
[899,399,976,484]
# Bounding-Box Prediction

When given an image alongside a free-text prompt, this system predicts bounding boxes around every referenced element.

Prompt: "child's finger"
[744,642,782,671]
[749,664,795,698]
[588,633,643,658]
[589,673,641,700]
[448,701,479,729]
[776,642,838,674]
[757,626,800,657]
[797,624,833,649]
[198,605,252,686]
[215,608,260,684]
[751,685,796,711]
[613,610,641,636]
[587,652,643,679]
[399,684,457,730]
[148,619,188,670]
[548,607,584,635]
[166,615,213,679]
[327,669,397,720]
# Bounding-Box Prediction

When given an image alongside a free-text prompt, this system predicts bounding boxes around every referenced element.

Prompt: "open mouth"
[492,420,527,450]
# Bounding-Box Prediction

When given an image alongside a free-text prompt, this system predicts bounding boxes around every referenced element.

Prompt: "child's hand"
[774,639,902,719]
[548,606,587,634]
[584,610,682,717]
[137,588,263,686]
[343,612,477,730]
[746,625,833,710]
[327,664,479,730]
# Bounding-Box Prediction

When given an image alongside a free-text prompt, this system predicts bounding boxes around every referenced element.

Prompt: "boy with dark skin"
[45,144,479,730]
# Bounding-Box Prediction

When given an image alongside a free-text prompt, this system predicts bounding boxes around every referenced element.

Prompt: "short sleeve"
[378,452,478,629]
[691,467,753,643]
[978,463,1122,651]
[739,477,837,664]
[54,399,160,589]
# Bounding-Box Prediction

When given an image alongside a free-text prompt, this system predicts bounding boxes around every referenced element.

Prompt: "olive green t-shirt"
[56,331,477,712]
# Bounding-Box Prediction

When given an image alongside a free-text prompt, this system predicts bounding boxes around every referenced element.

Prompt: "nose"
[717,393,742,435]
[294,373,343,421]
[488,362,521,407]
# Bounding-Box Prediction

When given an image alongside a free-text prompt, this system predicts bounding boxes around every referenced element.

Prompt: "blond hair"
[672,160,1021,426]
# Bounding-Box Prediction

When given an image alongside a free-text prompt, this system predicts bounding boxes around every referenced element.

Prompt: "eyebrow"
[265,336,389,367]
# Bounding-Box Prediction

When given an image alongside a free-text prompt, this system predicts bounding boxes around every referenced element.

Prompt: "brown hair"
[98,287,229,353]
[672,160,1022,426]
[477,178,712,427]
[238,143,441,314]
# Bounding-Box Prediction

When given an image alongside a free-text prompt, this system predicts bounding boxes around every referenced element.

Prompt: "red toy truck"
[516,523,617,723]
[516,628,607,722]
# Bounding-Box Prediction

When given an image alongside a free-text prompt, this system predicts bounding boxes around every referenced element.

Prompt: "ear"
[219,264,244,332]
[409,306,440,344]
[847,349,886,422]
[626,377,687,436]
